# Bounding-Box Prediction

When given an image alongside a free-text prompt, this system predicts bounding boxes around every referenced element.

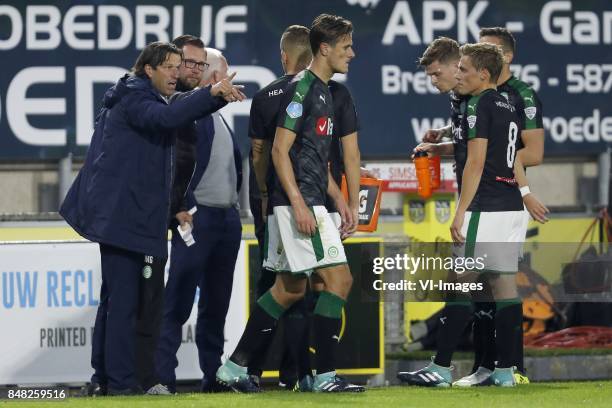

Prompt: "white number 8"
[507,122,518,168]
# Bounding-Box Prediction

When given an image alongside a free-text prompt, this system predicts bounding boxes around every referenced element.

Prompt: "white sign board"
[0,241,248,385]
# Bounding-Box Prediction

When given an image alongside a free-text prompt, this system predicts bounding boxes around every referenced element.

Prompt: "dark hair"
[171,34,205,49]
[281,25,312,69]
[460,43,504,84]
[418,37,460,67]
[479,27,516,54]
[132,41,182,77]
[309,14,353,55]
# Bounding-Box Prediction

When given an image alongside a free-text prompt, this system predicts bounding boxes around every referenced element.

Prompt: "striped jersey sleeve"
[466,92,490,140]
[277,70,316,132]
[507,77,543,130]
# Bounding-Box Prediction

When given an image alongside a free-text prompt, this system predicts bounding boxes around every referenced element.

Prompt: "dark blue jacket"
[179,111,243,213]
[60,74,225,258]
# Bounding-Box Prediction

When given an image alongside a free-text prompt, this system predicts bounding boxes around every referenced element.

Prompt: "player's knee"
[275,277,306,298]
[338,265,353,289]
[312,281,325,292]
[285,290,305,305]
[326,273,353,299]
[278,286,305,306]
[346,271,354,288]
[269,284,303,308]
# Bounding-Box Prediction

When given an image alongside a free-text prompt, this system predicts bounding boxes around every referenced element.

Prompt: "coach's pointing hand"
[211,71,246,102]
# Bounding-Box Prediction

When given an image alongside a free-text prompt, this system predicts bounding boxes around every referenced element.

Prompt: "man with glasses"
[155,38,244,393]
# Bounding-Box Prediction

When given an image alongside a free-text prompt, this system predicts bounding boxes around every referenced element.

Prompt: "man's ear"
[144,64,154,79]
[479,68,488,81]
[319,43,329,57]
[281,50,288,66]
[504,51,514,65]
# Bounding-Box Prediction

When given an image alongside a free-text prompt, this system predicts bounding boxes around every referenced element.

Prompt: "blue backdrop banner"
[0,0,610,160]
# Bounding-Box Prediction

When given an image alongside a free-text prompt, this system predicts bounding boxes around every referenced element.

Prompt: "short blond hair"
[281,25,312,69]
[460,43,504,83]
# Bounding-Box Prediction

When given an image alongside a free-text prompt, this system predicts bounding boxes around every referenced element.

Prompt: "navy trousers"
[90,277,108,386]
[90,244,165,391]
[156,205,241,387]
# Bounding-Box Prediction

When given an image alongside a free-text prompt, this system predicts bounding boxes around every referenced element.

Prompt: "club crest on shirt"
[524,106,537,120]
[467,115,477,129]
[286,101,303,119]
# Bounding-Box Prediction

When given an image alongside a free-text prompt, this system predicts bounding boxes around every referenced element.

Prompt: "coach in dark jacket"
[60,41,244,395]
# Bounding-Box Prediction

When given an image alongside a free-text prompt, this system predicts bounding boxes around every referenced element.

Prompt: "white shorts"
[262,206,347,276]
[329,212,341,229]
[453,210,525,273]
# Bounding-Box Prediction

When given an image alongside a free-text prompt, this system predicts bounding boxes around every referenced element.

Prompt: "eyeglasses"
[183,59,209,71]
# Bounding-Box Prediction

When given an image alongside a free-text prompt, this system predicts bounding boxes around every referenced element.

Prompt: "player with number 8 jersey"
[449,42,527,387]
[456,89,523,212]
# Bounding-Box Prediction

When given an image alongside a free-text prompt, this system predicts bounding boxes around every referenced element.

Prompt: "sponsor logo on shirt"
[319,94,326,103]
[286,101,303,119]
[453,124,463,140]
[495,176,518,185]
[316,117,333,136]
[467,115,477,129]
[495,100,515,112]
[268,88,283,97]
[524,106,537,120]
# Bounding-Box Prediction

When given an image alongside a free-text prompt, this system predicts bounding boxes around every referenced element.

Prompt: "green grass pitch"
[4,382,612,408]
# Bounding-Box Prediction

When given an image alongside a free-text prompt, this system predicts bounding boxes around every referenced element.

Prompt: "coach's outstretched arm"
[272,127,316,236]
[124,73,243,132]
[451,138,487,243]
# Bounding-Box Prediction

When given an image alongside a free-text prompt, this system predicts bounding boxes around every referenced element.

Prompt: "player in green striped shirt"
[217,14,364,394]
